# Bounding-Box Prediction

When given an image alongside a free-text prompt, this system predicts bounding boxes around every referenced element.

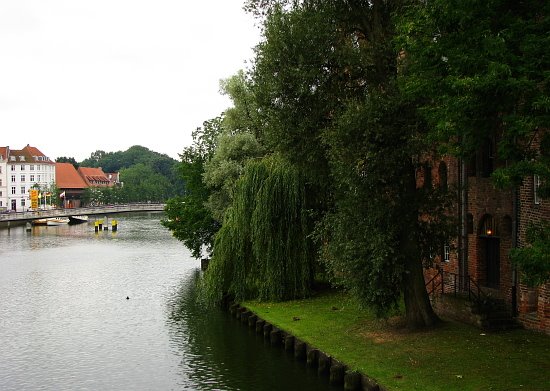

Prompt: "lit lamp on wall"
[480,215,496,237]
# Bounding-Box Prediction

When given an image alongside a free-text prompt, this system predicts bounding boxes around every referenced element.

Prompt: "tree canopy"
[162,118,223,259]
[165,0,549,328]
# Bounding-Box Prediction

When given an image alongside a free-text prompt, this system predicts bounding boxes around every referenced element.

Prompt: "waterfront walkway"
[0,203,165,224]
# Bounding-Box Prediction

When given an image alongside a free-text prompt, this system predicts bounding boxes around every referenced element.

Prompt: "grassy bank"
[243,290,550,391]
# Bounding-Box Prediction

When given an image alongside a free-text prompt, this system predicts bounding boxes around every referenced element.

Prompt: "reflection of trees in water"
[166,270,338,391]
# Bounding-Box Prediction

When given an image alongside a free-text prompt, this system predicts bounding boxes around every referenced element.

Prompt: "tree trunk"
[401,167,440,329]
[402,251,440,329]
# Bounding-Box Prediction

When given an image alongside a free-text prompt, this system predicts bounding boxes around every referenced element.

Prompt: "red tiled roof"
[78,167,112,187]
[22,145,46,157]
[0,147,7,160]
[6,145,53,164]
[56,163,88,189]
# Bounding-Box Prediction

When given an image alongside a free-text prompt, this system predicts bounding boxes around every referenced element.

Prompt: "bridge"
[0,203,166,224]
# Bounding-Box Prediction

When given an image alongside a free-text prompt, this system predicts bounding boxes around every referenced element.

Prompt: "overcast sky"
[0,1,261,162]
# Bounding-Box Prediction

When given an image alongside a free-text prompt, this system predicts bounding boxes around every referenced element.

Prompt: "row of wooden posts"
[228,303,387,391]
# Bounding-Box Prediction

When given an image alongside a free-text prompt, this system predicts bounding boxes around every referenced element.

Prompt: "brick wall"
[516,131,550,333]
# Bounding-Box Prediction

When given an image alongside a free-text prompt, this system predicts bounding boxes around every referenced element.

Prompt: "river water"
[0,213,338,391]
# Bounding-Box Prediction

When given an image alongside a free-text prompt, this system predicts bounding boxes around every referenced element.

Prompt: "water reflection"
[0,214,338,391]
[167,270,339,391]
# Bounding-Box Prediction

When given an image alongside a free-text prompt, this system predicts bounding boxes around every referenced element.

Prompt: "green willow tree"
[202,131,265,222]
[202,72,267,223]
[202,155,313,303]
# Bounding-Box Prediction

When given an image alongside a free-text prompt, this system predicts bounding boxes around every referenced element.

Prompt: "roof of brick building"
[77,167,112,187]
[56,162,88,189]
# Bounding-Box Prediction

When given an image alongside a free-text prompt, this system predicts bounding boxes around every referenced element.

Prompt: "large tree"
[244,1,450,328]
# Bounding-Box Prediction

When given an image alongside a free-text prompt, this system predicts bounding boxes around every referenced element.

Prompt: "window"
[21,175,25,182]
[37,175,41,182]
[11,175,15,182]
[424,165,432,188]
[481,138,495,178]
[30,165,34,171]
[0,179,2,186]
[21,164,25,170]
[11,165,15,171]
[37,165,41,170]
[438,162,448,190]
[21,187,25,194]
[30,175,35,182]
[467,213,474,234]
[0,191,2,197]
[21,199,25,207]
[534,174,541,205]
[0,166,2,174]
[0,201,2,207]
[10,156,15,161]
[443,243,450,262]
[11,187,16,195]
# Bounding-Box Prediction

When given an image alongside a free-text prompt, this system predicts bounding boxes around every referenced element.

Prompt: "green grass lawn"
[243,290,550,391]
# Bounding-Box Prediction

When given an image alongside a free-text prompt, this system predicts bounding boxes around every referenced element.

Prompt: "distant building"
[77,167,113,188]
[0,145,55,212]
[55,162,88,208]
[104,172,121,187]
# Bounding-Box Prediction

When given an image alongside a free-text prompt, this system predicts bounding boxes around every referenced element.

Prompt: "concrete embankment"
[227,302,388,391]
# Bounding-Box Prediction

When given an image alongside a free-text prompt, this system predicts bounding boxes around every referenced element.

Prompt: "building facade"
[424,134,550,334]
[0,145,56,212]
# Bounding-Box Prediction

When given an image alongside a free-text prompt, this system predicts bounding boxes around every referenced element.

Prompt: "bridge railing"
[0,203,166,222]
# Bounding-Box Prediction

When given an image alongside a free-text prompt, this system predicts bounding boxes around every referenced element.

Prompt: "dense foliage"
[202,155,313,303]
[162,118,223,258]
[165,0,548,327]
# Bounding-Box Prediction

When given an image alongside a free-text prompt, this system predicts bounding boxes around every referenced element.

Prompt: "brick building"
[424,134,549,334]
[515,133,550,333]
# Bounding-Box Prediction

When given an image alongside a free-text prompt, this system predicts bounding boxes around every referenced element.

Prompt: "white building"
[0,145,56,212]
[0,147,7,211]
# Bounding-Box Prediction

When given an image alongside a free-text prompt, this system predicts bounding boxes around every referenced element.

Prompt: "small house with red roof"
[55,163,88,208]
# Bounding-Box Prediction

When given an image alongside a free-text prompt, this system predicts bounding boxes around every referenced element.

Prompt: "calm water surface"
[0,213,338,391]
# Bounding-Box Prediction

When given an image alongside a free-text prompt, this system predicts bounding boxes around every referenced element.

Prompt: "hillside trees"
[80,145,184,199]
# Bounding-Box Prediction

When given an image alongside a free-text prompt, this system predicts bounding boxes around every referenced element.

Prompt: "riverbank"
[243,290,550,391]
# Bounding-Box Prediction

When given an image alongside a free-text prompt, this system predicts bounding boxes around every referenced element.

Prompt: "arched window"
[424,165,432,189]
[481,138,495,178]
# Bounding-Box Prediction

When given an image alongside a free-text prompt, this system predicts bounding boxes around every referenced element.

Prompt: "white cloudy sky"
[0,1,261,162]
